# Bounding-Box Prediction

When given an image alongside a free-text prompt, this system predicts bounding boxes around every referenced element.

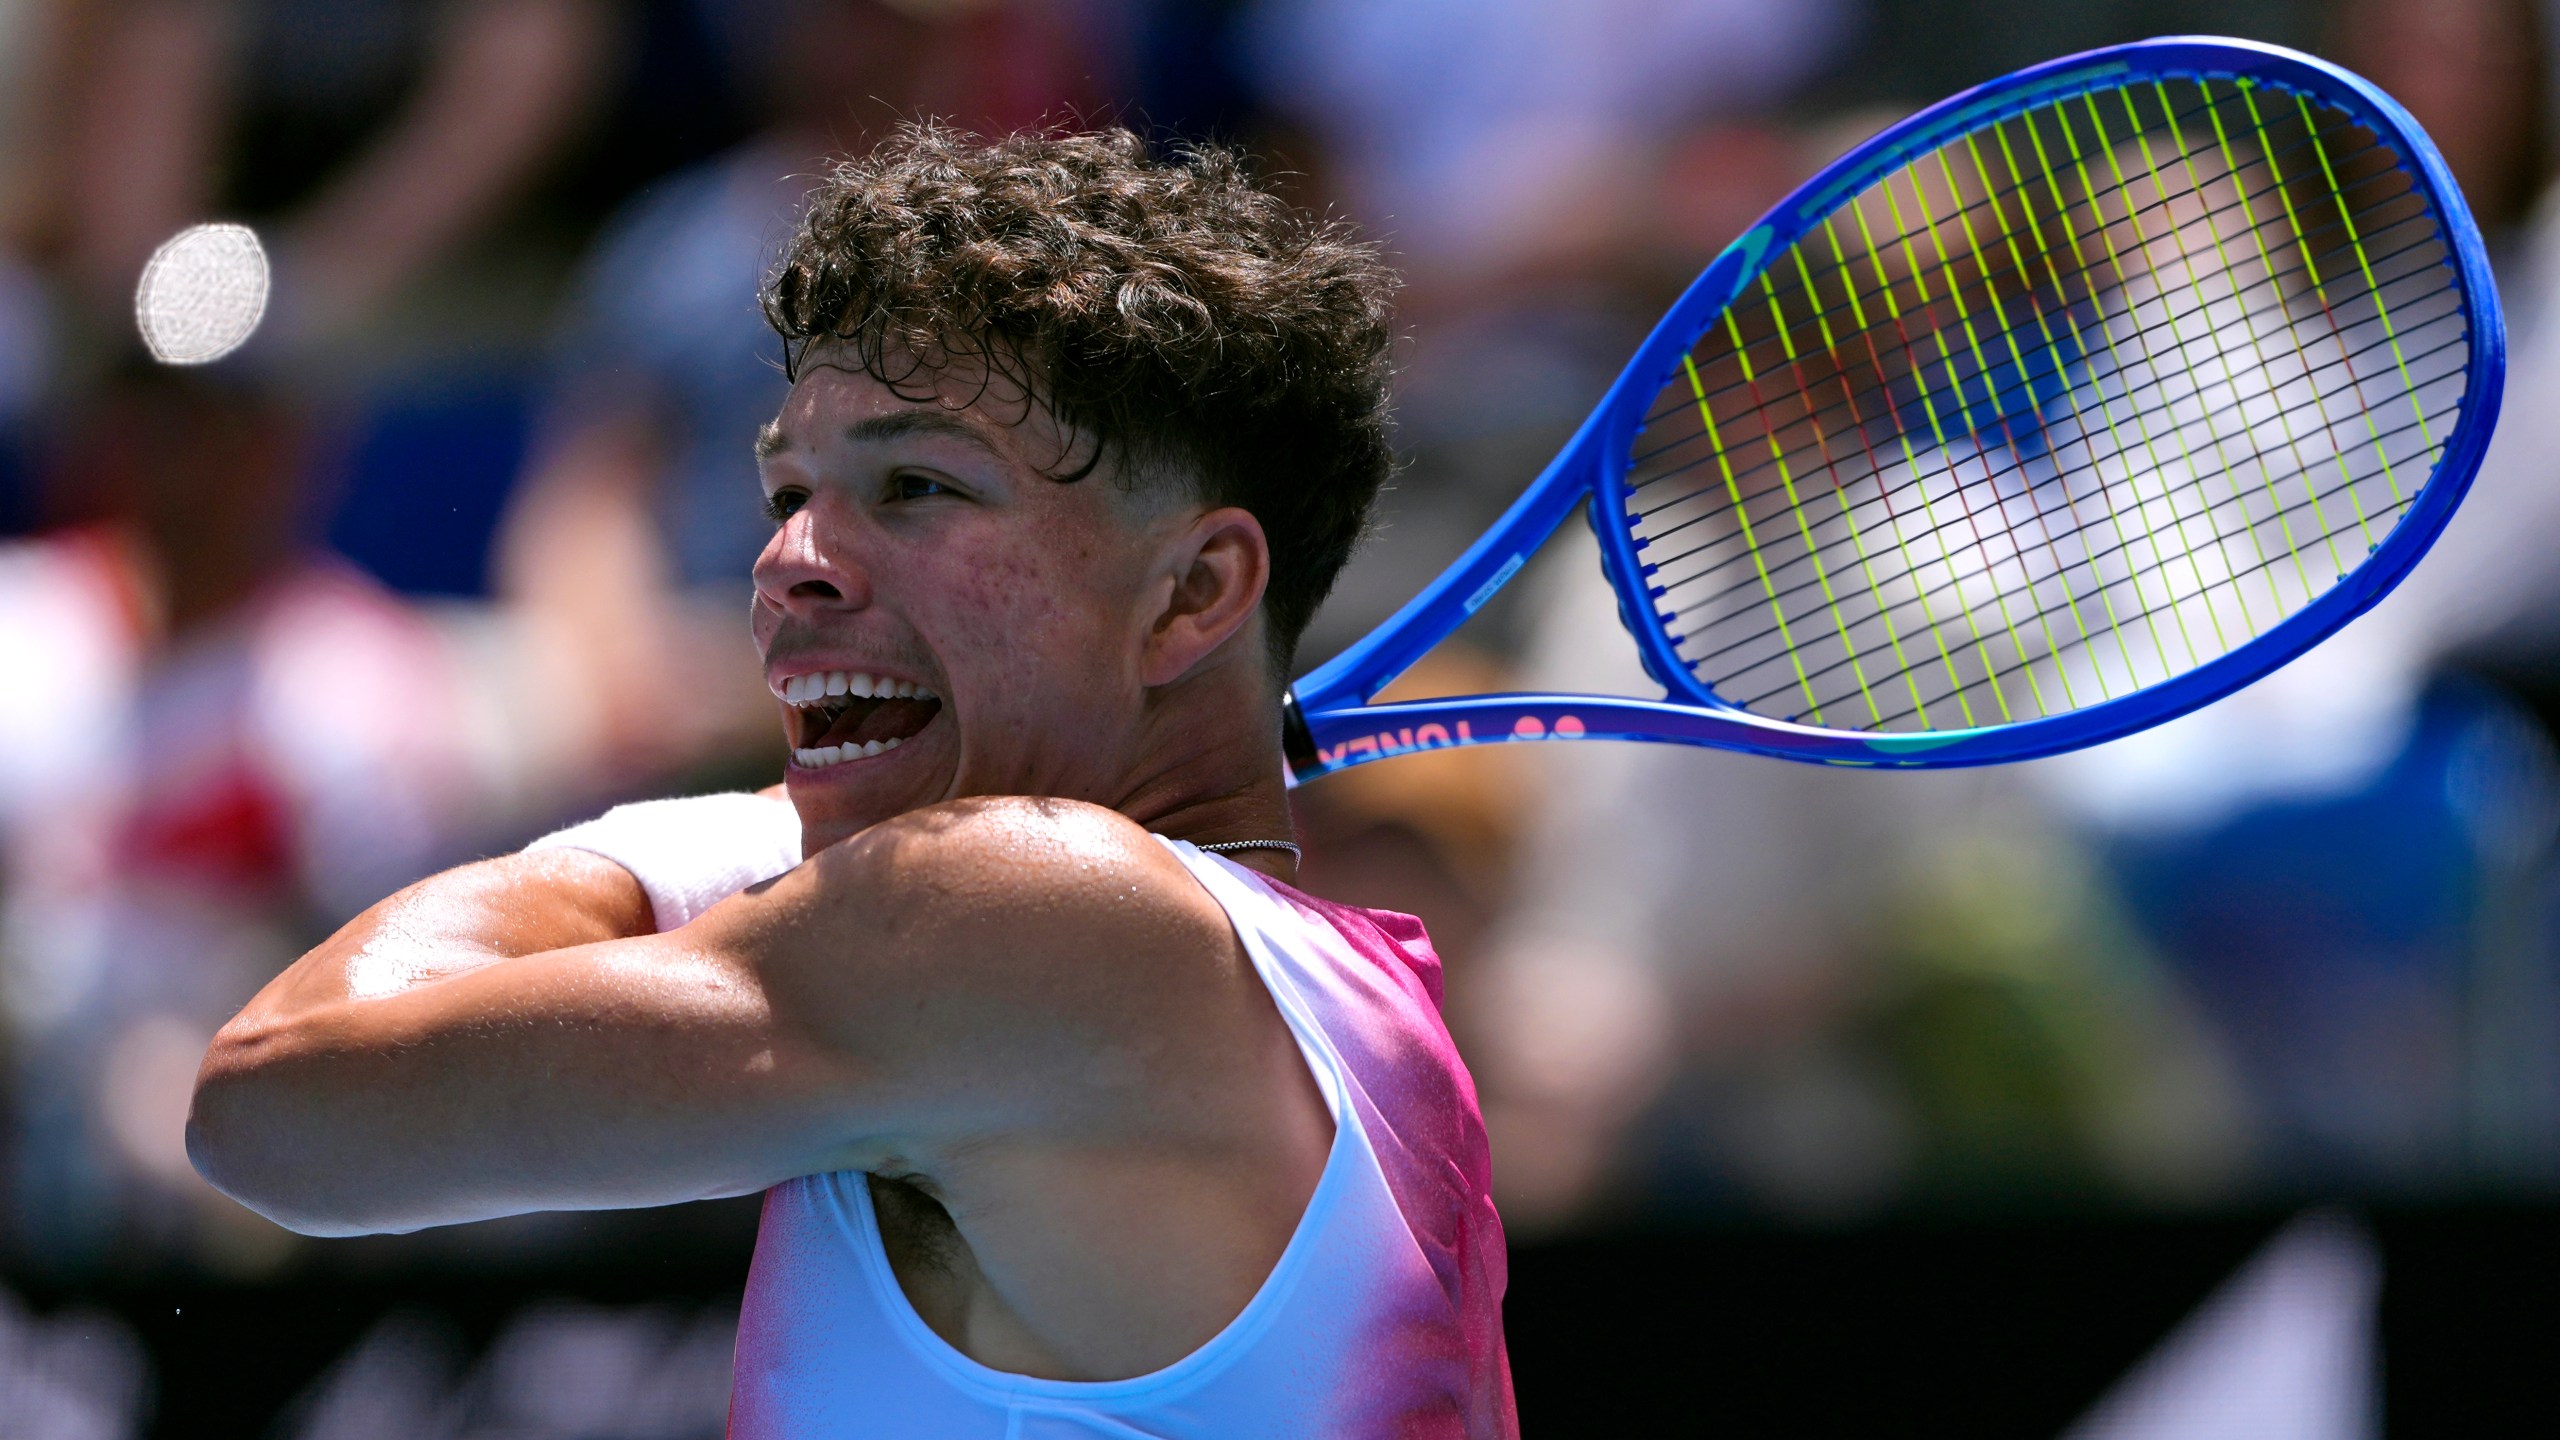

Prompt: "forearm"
[247,847,652,1016]
[190,927,857,1235]
[188,848,655,1229]
[191,791,810,1231]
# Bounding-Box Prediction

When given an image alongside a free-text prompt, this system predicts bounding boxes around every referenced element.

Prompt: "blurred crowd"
[0,0,2554,1343]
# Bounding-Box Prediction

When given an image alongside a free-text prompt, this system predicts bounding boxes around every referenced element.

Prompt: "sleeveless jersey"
[726,838,1517,1437]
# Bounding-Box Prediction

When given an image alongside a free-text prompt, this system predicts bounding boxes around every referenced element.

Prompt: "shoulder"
[821,796,1216,935]
[770,798,1253,1048]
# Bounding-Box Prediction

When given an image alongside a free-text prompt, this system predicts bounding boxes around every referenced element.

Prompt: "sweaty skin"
[188,354,1333,1382]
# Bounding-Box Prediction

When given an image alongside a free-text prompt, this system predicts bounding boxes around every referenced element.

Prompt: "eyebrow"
[753,409,1004,464]
[844,409,1004,456]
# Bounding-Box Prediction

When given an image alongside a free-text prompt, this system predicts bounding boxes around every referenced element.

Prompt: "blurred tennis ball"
[134,222,270,365]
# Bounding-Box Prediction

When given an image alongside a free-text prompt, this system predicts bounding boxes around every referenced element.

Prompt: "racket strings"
[1736,400,2450,723]
[1679,380,2451,686]
[1631,114,2402,444]
[1627,176,2431,490]
[1649,306,2460,633]
[1627,135,2438,532]
[1623,74,2469,733]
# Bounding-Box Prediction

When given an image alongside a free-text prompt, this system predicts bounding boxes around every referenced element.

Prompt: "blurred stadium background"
[1,0,2557,1433]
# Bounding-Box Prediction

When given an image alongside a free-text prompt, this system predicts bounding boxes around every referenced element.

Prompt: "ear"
[1141,506,1270,687]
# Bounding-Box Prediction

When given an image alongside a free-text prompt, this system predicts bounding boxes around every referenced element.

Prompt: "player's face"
[752,356,1188,853]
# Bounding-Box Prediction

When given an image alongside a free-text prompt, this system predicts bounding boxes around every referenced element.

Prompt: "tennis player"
[189,126,1515,1437]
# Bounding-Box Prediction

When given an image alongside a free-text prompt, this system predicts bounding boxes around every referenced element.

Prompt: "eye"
[889,472,953,502]
[763,487,808,524]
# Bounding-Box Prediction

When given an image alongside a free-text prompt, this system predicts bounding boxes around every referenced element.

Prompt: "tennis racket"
[1281,36,2504,781]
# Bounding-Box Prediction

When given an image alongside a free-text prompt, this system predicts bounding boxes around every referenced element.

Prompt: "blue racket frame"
[1283,36,2506,782]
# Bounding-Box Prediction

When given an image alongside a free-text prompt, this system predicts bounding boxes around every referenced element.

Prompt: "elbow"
[185,1024,388,1238]
[183,1098,317,1236]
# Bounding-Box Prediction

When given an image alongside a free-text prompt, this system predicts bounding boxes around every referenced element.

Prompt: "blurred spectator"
[26,0,614,364]
[0,0,673,602]
[0,0,664,1278]
[0,371,521,1271]
[1249,0,1854,284]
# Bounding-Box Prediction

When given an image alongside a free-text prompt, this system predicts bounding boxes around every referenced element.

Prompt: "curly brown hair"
[763,123,1398,672]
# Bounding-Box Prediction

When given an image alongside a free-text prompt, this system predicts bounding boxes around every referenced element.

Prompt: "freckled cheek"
[933,546,1127,690]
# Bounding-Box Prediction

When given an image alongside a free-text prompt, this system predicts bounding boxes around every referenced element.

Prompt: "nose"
[753,505,874,621]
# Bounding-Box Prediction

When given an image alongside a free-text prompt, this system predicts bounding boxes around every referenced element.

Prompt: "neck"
[1110,671,1298,882]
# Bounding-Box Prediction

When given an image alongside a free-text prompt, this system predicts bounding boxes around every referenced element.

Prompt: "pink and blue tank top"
[727,837,1517,1437]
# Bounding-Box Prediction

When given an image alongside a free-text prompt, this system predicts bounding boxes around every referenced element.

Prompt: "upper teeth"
[776,671,937,705]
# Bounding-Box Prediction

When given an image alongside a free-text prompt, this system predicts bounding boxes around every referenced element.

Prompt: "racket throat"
[1280,690,1319,782]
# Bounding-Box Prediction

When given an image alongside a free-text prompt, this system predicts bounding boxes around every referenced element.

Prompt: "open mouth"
[779,670,944,770]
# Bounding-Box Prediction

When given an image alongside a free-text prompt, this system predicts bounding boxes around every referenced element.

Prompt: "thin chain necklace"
[1198,839,1302,868]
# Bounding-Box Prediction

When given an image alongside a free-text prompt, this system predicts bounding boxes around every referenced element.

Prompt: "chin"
[784,788,899,856]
